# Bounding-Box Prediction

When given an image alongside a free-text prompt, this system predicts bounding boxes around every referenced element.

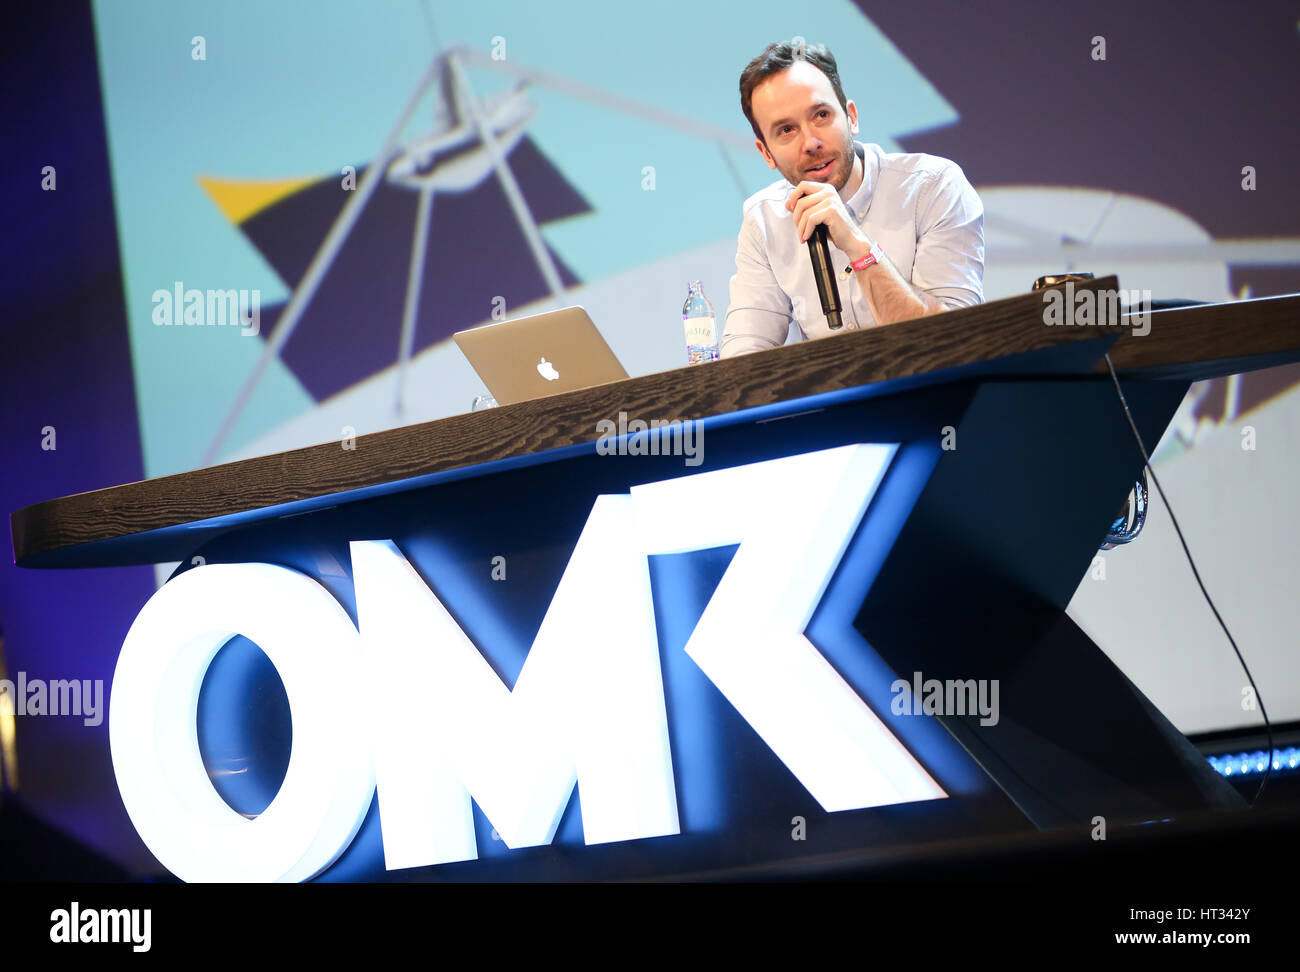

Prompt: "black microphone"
[807,224,843,329]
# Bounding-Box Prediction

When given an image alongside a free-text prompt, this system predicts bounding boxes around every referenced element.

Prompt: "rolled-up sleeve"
[721,210,793,358]
[911,163,984,310]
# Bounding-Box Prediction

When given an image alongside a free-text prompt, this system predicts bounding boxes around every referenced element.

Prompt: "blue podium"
[12,280,1299,881]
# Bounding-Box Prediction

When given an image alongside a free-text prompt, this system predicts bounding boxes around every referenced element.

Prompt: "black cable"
[1102,353,1273,805]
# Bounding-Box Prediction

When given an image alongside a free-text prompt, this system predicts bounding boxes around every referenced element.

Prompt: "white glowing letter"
[631,444,945,811]
[351,493,678,869]
[109,564,375,883]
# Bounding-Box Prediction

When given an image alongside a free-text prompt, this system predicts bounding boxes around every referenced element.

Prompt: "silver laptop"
[453,306,629,405]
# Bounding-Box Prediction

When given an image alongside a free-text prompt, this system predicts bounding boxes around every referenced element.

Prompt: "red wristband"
[850,249,878,273]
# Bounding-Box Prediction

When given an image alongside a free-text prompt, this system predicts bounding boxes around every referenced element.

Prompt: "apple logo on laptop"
[537,357,560,381]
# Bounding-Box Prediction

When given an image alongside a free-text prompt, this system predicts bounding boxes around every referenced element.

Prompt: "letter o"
[109,563,374,882]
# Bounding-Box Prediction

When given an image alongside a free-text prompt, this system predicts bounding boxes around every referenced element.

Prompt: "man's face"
[750,60,859,192]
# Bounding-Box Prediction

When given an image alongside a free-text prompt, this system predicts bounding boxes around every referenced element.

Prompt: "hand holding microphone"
[786,181,874,331]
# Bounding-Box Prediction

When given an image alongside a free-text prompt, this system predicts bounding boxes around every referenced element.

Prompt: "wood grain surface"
[12,279,1299,567]
[1103,293,1300,380]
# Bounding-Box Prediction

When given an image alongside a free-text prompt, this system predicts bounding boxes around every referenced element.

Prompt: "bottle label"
[683,315,717,346]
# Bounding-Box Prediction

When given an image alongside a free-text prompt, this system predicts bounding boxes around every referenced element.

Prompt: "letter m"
[350,498,678,869]
[49,679,81,715]
[206,289,238,326]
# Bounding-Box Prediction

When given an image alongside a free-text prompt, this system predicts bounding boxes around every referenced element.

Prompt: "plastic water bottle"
[682,281,719,364]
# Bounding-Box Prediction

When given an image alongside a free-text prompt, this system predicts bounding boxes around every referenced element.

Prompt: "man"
[721,41,984,357]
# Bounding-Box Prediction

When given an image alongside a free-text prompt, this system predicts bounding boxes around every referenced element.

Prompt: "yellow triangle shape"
[197,173,319,224]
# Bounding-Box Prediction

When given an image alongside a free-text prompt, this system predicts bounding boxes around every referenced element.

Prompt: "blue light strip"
[1206,746,1300,778]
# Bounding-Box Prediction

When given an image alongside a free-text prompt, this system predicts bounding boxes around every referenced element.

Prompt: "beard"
[781,136,855,192]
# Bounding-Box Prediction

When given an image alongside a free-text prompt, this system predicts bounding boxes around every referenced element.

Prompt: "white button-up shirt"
[721,141,985,356]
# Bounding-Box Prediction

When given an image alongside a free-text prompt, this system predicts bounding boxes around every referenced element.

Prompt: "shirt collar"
[844,142,877,222]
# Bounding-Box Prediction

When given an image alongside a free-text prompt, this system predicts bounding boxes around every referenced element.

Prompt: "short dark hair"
[740,41,848,144]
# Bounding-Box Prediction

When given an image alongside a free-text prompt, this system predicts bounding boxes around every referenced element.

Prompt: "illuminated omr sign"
[109,445,945,882]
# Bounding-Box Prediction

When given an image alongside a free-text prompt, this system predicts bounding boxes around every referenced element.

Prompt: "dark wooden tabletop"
[11,279,1299,569]
[1103,292,1300,380]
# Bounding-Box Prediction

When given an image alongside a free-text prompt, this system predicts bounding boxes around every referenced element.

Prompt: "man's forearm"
[854,252,948,325]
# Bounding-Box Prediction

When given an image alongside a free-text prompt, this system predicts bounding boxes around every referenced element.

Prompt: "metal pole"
[447,52,567,303]
[395,183,436,417]
[201,59,444,466]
